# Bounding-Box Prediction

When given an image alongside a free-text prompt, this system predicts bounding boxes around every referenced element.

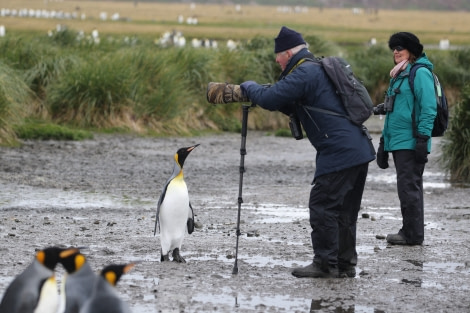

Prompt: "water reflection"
[310,298,385,313]
[399,259,470,290]
[192,292,385,312]
[0,184,154,210]
[193,292,311,311]
[405,259,470,275]
[367,171,451,189]
[245,203,308,223]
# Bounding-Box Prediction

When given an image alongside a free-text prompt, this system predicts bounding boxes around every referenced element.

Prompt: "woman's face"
[392,46,411,64]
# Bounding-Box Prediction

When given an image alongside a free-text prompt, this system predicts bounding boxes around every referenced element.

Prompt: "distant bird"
[154,144,199,263]
[79,263,135,313]
[58,250,97,313]
[0,246,79,313]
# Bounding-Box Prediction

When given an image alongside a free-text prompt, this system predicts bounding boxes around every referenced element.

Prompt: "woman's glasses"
[392,46,405,51]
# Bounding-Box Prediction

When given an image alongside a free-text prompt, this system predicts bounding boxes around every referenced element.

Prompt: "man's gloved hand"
[240,81,257,98]
[415,134,430,164]
[376,136,389,169]
[373,103,386,115]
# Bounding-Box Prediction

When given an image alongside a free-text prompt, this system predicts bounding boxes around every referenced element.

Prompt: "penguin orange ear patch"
[75,254,86,270]
[36,250,46,264]
[104,271,118,286]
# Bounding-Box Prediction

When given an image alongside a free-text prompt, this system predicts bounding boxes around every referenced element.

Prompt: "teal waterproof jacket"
[382,53,437,152]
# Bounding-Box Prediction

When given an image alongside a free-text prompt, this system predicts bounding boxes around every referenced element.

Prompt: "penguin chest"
[160,179,189,232]
[34,276,59,313]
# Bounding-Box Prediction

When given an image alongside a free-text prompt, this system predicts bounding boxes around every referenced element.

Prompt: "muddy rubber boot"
[339,265,356,278]
[291,262,339,278]
[386,233,407,245]
[172,248,186,263]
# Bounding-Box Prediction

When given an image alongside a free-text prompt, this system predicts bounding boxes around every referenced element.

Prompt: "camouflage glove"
[206,82,249,104]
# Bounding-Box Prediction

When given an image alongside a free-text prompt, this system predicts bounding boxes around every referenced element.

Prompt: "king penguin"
[0,246,78,313]
[79,263,135,313]
[58,250,97,313]
[154,144,199,263]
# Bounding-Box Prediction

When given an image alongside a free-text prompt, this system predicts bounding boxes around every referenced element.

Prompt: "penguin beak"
[59,247,81,259]
[187,144,200,152]
[123,263,136,274]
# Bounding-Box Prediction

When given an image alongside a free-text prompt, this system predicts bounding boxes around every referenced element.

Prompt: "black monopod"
[232,103,255,274]
[206,82,253,274]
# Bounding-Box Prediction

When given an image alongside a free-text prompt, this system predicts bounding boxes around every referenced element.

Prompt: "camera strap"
[388,75,406,96]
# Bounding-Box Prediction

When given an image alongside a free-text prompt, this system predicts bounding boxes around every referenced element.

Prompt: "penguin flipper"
[154,182,169,236]
[187,202,195,234]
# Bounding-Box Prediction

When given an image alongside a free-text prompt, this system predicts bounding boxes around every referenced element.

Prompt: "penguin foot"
[172,248,186,263]
[161,253,170,262]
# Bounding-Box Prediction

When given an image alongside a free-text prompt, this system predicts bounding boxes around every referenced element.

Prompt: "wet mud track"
[1,122,469,312]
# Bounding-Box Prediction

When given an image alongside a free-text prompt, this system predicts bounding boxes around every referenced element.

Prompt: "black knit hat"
[388,32,423,57]
[274,26,306,53]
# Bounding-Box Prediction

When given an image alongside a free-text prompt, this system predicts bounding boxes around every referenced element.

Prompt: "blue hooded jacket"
[243,48,375,179]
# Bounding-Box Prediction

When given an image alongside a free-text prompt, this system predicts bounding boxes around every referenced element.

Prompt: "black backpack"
[304,57,374,126]
[409,64,449,137]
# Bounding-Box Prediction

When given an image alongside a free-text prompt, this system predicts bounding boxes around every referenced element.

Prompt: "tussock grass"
[441,85,470,184]
[46,53,138,129]
[0,61,31,146]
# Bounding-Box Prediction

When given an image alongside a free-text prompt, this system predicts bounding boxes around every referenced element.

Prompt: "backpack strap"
[300,57,353,121]
[287,57,319,75]
[408,64,430,96]
[408,64,433,137]
[307,106,351,121]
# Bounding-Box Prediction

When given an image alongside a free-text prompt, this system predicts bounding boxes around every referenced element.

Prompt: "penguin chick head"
[36,246,79,271]
[58,249,87,274]
[100,263,136,287]
[175,144,200,169]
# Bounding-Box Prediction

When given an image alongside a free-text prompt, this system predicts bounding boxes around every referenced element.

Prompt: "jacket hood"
[413,52,433,71]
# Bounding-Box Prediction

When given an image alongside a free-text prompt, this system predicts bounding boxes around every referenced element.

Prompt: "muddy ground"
[0,117,469,313]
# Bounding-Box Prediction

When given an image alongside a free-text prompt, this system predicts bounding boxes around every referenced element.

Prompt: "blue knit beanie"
[274,26,306,53]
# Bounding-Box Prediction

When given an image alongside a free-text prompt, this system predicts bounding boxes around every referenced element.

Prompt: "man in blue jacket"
[240,26,376,278]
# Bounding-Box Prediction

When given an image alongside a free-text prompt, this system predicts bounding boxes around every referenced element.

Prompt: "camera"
[289,114,303,140]
[373,93,397,115]
[373,103,386,115]
[383,94,396,112]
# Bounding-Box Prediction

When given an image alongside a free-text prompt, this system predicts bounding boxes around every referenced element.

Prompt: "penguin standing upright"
[0,246,78,313]
[79,263,135,313]
[58,250,97,313]
[154,144,199,263]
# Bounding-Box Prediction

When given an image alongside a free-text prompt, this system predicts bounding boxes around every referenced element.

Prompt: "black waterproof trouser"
[309,162,369,267]
[392,150,425,245]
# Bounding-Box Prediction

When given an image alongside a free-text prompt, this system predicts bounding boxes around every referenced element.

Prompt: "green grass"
[0,61,31,146]
[441,85,470,184]
[14,120,94,141]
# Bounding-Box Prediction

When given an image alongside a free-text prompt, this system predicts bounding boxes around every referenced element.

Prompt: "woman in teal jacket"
[375,32,437,245]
